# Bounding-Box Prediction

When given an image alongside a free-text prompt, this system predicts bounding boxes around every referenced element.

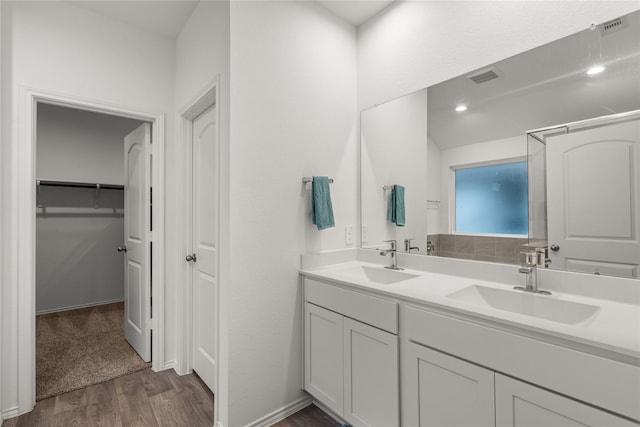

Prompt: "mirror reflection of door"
[546,119,640,277]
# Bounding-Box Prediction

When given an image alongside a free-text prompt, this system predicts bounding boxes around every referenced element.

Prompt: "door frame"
[175,77,220,399]
[15,86,166,412]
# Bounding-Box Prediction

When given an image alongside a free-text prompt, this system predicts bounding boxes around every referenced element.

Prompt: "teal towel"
[387,184,405,226]
[312,176,335,230]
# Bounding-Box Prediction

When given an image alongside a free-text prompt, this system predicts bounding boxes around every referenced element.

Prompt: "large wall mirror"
[360,9,640,278]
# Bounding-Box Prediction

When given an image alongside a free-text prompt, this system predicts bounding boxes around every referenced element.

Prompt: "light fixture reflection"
[587,65,606,75]
[455,105,468,112]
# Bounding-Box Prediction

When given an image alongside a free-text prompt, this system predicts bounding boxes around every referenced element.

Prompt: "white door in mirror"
[547,119,640,277]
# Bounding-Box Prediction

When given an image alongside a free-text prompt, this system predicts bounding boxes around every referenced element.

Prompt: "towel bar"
[302,177,334,184]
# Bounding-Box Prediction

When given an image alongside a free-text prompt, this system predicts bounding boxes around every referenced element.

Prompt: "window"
[454,160,528,235]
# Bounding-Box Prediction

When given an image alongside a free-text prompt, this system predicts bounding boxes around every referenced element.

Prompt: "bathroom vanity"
[300,252,640,427]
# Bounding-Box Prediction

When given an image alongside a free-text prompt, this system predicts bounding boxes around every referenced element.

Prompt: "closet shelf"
[36,180,124,190]
[36,180,124,209]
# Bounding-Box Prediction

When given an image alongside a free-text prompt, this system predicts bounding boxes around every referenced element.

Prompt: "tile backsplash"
[427,234,529,265]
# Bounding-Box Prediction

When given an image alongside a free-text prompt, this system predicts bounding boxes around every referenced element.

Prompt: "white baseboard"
[245,396,312,427]
[1,406,20,424]
[35,298,124,315]
[161,360,176,371]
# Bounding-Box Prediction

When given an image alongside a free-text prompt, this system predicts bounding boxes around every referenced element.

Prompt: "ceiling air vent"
[599,17,627,35]
[466,67,502,84]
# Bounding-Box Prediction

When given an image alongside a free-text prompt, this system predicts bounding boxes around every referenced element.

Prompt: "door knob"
[117,246,127,253]
[186,254,197,262]
[550,244,560,252]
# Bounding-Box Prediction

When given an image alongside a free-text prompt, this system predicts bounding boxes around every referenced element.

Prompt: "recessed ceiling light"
[455,105,468,112]
[587,65,606,75]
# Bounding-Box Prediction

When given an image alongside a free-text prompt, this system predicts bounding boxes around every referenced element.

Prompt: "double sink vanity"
[300,250,640,427]
[301,9,640,427]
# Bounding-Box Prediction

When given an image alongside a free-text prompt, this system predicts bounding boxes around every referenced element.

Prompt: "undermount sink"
[339,265,419,285]
[446,285,601,325]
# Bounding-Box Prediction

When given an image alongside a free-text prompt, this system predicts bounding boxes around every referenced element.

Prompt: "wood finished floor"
[4,368,338,427]
[3,368,214,427]
[272,404,340,427]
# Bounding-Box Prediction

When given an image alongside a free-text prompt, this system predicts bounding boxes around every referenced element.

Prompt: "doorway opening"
[176,79,220,401]
[14,87,166,413]
[34,103,152,400]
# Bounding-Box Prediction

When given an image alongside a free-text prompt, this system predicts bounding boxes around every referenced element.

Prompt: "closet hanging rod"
[302,177,334,184]
[36,180,124,190]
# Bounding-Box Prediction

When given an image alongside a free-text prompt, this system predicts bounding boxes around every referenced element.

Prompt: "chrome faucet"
[514,249,551,295]
[380,240,403,270]
[404,238,420,253]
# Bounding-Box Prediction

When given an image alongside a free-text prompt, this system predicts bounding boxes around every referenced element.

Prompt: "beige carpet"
[36,302,149,401]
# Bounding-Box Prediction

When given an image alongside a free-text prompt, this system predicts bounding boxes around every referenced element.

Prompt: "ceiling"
[68,0,393,39]
[427,10,640,150]
[68,1,199,39]
[316,0,395,26]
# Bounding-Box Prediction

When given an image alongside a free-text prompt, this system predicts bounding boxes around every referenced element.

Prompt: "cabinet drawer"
[304,278,398,334]
[495,374,637,427]
[404,305,640,422]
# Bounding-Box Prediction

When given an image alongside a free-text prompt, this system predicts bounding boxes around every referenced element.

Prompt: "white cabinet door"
[495,374,636,427]
[402,342,495,427]
[305,303,344,416]
[343,317,399,427]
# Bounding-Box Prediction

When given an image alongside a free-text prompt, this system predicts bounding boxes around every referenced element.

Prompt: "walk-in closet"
[35,103,149,400]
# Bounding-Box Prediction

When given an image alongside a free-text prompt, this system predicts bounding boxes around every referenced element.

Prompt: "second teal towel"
[387,184,405,226]
[312,176,335,230]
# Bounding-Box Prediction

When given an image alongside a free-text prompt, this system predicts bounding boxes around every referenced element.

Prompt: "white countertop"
[301,260,640,362]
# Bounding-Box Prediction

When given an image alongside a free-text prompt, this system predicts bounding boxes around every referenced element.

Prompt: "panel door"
[191,105,218,392]
[343,318,399,427]
[305,303,344,416]
[495,373,636,427]
[123,123,151,362]
[402,342,495,427]
[546,120,640,277]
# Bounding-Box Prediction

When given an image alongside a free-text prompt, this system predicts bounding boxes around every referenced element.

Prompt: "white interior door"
[123,123,152,361]
[189,105,218,391]
[546,119,640,277]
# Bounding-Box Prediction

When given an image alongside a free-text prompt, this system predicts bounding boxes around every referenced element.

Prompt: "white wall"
[1,0,176,415]
[0,2,4,422]
[36,104,142,185]
[426,138,441,235]
[358,1,640,110]
[361,89,428,253]
[229,2,358,425]
[35,105,143,314]
[173,2,230,423]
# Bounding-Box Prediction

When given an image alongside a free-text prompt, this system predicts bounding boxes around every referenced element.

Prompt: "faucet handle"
[520,249,537,266]
[384,239,397,250]
[404,238,415,252]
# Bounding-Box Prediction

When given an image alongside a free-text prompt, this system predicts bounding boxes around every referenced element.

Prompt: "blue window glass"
[455,161,528,235]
